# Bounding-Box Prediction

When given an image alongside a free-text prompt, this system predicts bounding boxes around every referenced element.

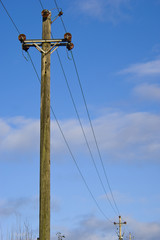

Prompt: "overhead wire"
[50,2,134,237]
[38,0,44,10]
[27,36,113,225]
[50,106,113,224]
[0,0,134,235]
[53,0,67,32]
[71,50,121,216]
[36,0,115,222]
[0,0,39,84]
[28,50,113,224]
[55,46,118,216]
[37,0,117,217]
[0,0,20,34]
[43,0,120,216]
[53,0,120,216]
[0,0,114,223]
[47,1,119,215]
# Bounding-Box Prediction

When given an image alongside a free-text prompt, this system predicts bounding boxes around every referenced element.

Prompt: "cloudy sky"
[0,0,160,239]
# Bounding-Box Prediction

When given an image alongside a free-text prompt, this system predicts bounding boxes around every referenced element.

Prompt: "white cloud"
[133,84,160,101]
[119,59,160,77]
[65,214,116,240]
[0,197,60,218]
[53,214,160,240]
[92,112,160,162]
[0,111,160,163]
[127,216,160,240]
[0,119,10,140]
[77,0,104,18]
[75,0,131,22]
[0,198,30,217]
[0,117,40,160]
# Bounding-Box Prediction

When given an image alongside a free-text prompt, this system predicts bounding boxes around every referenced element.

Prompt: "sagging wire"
[0,0,117,224]
[53,0,120,217]
[38,0,44,10]
[22,49,29,61]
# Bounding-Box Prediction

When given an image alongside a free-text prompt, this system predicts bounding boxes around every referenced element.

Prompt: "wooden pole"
[18,9,74,240]
[114,216,127,240]
[39,9,51,240]
[119,216,122,240]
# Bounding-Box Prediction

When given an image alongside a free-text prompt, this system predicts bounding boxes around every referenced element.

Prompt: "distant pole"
[39,9,51,240]
[114,216,127,240]
[129,232,134,240]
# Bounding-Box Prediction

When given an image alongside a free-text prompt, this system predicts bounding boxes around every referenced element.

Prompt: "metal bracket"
[33,43,46,54]
[18,33,74,53]
[51,10,63,24]
[33,43,59,55]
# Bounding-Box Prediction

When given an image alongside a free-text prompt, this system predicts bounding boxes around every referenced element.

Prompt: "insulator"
[22,44,29,52]
[41,9,50,18]
[58,11,63,16]
[18,34,26,42]
[64,32,72,42]
[67,43,74,51]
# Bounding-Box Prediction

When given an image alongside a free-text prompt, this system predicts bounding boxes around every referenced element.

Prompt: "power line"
[53,0,67,32]
[0,0,20,34]
[27,52,41,83]
[0,0,40,85]
[50,1,119,216]
[49,25,118,214]
[27,41,113,224]
[32,0,120,219]
[55,48,118,216]
[50,106,113,224]
[38,0,44,10]
[53,0,120,216]
[71,50,120,216]
[0,0,114,223]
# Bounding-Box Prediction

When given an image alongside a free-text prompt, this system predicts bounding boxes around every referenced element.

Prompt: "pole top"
[41,9,51,18]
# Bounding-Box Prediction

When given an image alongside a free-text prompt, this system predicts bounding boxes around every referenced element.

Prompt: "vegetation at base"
[1,222,36,240]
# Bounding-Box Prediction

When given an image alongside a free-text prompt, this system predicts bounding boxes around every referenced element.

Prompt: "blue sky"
[0,0,160,239]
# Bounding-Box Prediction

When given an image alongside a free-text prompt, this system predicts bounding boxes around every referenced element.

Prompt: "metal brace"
[18,33,74,53]
[33,43,59,55]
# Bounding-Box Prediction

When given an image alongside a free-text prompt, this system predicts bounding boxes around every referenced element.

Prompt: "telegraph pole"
[18,9,74,240]
[129,232,134,240]
[114,216,127,240]
[39,10,51,240]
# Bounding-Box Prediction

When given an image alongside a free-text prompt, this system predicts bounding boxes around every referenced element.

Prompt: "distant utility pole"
[18,9,74,240]
[114,216,127,240]
[129,232,134,240]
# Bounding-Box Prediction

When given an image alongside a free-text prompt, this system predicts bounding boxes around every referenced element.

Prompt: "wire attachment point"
[51,9,63,23]
[22,49,29,61]
[18,34,26,43]
[67,42,74,51]
[66,48,73,60]
[64,32,72,42]
[58,10,63,17]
